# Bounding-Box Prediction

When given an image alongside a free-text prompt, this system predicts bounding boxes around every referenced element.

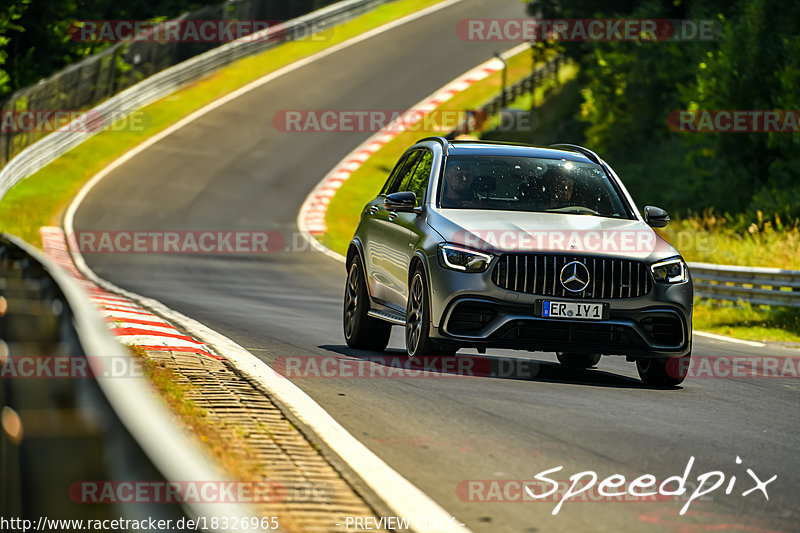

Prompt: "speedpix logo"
[458,456,775,516]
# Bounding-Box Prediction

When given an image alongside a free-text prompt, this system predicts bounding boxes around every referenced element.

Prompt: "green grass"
[671,216,800,344]
[662,215,800,344]
[658,215,800,270]
[692,299,800,344]
[0,0,445,247]
[322,52,576,255]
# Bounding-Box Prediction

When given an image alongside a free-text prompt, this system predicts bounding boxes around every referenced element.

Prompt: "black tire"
[636,354,691,387]
[343,255,391,350]
[405,268,452,358]
[556,352,601,368]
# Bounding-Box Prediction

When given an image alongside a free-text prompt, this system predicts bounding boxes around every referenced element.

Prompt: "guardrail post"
[494,52,508,109]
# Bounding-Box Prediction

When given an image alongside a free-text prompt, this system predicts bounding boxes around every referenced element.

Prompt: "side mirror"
[385,191,420,213]
[644,205,670,228]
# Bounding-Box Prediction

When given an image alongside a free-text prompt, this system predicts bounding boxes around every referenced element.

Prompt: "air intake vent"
[640,314,684,346]
[447,302,497,335]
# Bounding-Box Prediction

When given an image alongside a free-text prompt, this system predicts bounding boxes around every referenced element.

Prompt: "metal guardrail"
[0,0,344,168]
[483,54,562,116]
[0,233,260,530]
[1,1,401,526]
[0,0,391,201]
[688,262,800,308]
[449,54,562,137]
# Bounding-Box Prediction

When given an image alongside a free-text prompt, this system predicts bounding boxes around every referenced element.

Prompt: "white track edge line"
[63,2,471,532]
[692,330,766,347]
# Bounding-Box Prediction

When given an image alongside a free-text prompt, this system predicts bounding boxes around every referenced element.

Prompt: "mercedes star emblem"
[559,261,591,292]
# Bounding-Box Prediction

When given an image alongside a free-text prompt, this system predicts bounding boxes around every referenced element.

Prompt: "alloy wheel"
[344,262,359,339]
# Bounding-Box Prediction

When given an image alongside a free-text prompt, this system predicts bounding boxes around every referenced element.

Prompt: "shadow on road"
[316,345,670,390]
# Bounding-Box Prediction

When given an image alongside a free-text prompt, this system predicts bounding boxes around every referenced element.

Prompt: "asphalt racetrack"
[73,0,800,530]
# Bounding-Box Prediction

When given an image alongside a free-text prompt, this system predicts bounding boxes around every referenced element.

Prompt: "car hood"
[427,208,679,262]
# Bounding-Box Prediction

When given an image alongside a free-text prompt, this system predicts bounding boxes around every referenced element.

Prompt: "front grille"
[640,314,684,346]
[491,254,652,299]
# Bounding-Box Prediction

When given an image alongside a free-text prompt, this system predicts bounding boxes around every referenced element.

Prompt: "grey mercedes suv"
[343,137,692,386]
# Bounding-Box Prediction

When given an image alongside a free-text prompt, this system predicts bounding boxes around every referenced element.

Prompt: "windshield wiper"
[544,206,601,216]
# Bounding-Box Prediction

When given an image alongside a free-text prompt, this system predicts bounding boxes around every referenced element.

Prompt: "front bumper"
[426,256,693,358]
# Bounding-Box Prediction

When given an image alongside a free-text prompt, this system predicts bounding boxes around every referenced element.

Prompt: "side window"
[395,150,423,194]
[401,150,433,206]
[382,151,421,195]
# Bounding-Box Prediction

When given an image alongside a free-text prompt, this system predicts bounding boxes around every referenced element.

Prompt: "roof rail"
[418,136,450,155]
[549,143,602,164]
[418,136,449,147]
[449,139,532,147]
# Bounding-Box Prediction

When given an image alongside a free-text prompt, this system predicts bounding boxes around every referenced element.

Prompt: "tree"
[0,0,30,98]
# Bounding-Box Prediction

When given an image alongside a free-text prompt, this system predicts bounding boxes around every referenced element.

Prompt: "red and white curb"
[52,6,497,530]
[40,226,221,359]
[297,43,528,247]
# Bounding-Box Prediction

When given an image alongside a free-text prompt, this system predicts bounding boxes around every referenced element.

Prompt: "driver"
[543,167,575,208]
[441,164,480,208]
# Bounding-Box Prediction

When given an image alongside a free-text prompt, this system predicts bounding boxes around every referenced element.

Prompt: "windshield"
[438,155,632,218]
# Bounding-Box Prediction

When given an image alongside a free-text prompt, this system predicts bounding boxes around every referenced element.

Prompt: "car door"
[380,149,434,309]
[362,150,421,306]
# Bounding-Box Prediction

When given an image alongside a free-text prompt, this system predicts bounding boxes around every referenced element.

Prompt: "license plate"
[542,301,603,320]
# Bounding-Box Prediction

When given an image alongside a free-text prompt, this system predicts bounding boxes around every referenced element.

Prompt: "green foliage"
[0,0,30,95]
[684,0,800,221]
[0,0,338,101]
[518,0,800,226]
[1,0,212,100]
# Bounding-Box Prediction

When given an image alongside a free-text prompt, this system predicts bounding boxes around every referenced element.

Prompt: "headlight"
[438,244,493,272]
[650,257,687,284]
